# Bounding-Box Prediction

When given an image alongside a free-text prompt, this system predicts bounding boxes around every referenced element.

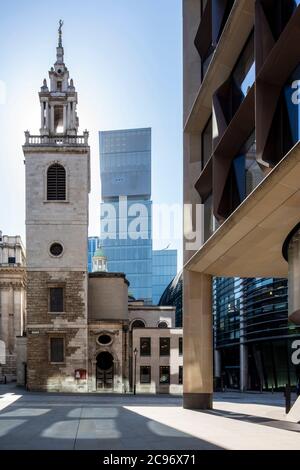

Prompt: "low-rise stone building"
[0,232,26,382]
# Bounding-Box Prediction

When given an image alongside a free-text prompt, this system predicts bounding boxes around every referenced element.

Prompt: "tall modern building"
[100,128,153,303]
[152,249,178,305]
[183,0,300,413]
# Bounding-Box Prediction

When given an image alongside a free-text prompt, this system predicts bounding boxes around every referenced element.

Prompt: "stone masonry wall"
[27,270,88,392]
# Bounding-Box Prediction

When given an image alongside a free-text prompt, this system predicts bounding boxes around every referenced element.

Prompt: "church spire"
[56,20,64,64]
[58,19,63,48]
[38,21,80,137]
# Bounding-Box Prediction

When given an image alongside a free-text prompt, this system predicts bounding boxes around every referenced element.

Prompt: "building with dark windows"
[213,277,300,392]
[183,0,300,416]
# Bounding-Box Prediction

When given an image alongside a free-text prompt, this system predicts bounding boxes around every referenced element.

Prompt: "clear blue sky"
[0,0,183,267]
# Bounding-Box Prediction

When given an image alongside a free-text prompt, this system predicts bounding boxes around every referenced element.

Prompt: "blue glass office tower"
[88,236,100,272]
[152,249,177,305]
[100,128,153,303]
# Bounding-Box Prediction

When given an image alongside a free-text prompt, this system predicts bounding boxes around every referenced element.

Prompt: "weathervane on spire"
[58,19,64,47]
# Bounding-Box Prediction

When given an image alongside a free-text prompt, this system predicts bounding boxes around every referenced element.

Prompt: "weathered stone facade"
[26,271,88,392]
[0,234,26,382]
[23,27,90,393]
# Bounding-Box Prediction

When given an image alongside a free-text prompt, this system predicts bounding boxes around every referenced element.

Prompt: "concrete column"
[214,349,221,378]
[239,284,248,392]
[13,289,22,338]
[40,102,44,129]
[240,344,248,392]
[3,247,8,263]
[183,269,213,409]
[8,286,14,353]
[50,105,55,133]
[67,102,71,130]
[45,102,49,129]
[63,105,67,133]
[0,288,9,354]
[288,230,300,324]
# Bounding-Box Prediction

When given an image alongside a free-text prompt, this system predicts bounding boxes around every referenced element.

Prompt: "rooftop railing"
[24,131,89,146]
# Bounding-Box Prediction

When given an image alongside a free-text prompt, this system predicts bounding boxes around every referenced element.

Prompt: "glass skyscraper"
[152,249,177,305]
[100,128,153,302]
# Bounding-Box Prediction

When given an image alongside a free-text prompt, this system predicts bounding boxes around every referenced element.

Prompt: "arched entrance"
[96,351,114,390]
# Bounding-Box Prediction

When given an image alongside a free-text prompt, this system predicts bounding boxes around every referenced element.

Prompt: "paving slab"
[0,385,299,450]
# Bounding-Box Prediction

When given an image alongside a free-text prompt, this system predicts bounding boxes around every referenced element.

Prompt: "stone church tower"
[23,22,90,392]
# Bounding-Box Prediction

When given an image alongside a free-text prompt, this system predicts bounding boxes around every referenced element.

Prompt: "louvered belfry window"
[47,164,66,200]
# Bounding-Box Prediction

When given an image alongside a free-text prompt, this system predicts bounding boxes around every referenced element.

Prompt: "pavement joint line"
[73,406,83,450]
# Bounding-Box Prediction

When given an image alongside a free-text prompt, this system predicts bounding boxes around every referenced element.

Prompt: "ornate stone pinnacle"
[58,19,64,48]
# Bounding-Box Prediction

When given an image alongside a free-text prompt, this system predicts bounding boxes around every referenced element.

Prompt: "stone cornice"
[0,281,26,289]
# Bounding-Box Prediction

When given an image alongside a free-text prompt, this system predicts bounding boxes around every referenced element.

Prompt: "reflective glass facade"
[101,199,153,302]
[99,128,178,303]
[152,250,177,305]
[88,236,100,273]
[159,271,183,327]
[214,277,300,390]
[100,129,153,303]
[100,128,151,200]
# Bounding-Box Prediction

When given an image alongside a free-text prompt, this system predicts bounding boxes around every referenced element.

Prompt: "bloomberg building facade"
[183,0,300,408]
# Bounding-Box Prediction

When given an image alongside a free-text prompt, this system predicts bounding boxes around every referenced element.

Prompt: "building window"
[202,116,212,169]
[47,163,66,201]
[50,337,64,363]
[140,366,151,384]
[159,366,170,384]
[179,337,183,356]
[131,319,146,329]
[49,287,64,313]
[232,31,255,98]
[140,337,151,356]
[158,321,168,329]
[57,81,62,92]
[160,337,170,356]
[54,105,64,133]
[8,257,16,264]
[179,366,183,385]
[98,334,112,345]
[49,242,64,257]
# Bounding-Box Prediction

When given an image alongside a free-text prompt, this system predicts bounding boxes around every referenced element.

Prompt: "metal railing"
[24,131,89,146]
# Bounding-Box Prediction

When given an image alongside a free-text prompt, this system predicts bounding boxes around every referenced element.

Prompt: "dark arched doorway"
[96,352,114,390]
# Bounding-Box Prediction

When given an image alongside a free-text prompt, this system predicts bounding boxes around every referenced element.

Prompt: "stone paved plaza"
[0,384,299,450]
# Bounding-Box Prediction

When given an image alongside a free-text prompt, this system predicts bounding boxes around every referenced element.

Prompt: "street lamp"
[133,347,138,395]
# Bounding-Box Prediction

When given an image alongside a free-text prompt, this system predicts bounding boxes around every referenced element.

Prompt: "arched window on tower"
[47,163,66,201]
